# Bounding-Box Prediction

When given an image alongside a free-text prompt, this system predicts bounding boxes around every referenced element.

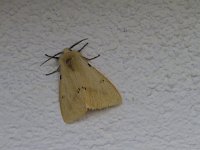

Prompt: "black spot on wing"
[100,79,105,83]
[82,86,86,90]
[77,88,80,93]
[76,87,87,94]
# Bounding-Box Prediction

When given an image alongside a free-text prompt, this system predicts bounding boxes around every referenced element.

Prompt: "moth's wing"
[59,59,87,123]
[77,57,122,110]
[59,53,122,123]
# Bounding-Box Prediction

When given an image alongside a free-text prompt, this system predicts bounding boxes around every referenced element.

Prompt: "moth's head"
[63,48,70,53]
[60,48,80,61]
[61,38,89,57]
[41,39,88,66]
[41,38,99,75]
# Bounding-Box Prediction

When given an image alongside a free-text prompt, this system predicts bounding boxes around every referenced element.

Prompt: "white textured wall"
[1,0,200,149]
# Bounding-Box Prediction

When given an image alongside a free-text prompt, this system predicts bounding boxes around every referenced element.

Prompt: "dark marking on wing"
[82,86,86,90]
[100,79,105,83]
[77,88,80,93]
[66,58,74,71]
[60,75,62,80]
[66,58,71,64]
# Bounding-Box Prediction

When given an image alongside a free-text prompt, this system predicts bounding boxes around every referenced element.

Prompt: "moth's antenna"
[45,54,59,59]
[69,38,88,50]
[40,51,63,66]
[78,43,88,52]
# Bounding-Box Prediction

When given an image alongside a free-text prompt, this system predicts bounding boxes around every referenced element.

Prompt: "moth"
[41,39,122,123]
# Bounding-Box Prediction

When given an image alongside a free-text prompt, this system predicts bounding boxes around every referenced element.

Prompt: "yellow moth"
[41,39,122,123]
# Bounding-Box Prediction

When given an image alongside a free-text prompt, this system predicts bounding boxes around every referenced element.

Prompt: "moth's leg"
[45,54,59,60]
[45,66,60,76]
[78,43,88,52]
[84,54,100,61]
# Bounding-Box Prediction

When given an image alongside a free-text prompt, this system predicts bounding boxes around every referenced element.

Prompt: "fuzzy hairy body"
[58,48,122,123]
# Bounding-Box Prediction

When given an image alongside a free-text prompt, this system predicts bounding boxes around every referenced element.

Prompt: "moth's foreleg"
[45,66,60,76]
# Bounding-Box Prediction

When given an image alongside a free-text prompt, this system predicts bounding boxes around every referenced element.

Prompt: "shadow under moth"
[41,39,122,123]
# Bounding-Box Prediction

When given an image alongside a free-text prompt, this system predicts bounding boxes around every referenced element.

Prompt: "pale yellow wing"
[77,58,122,110]
[59,55,87,123]
[59,76,87,123]
[59,51,122,123]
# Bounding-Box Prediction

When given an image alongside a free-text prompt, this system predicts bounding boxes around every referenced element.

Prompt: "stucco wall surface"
[0,0,200,149]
